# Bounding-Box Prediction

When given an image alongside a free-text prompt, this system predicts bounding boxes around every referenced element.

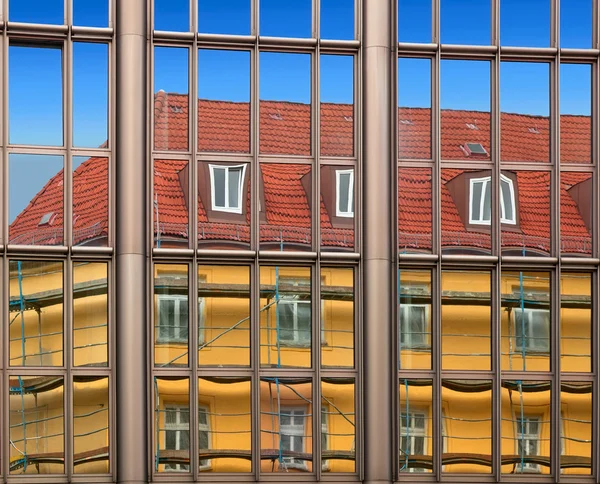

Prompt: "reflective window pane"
[9,261,64,367]
[442,271,491,370]
[74,262,108,367]
[321,378,355,472]
[561,172,592,256]
[260,267,312,368]
[560,273,591,372]
[198,266,250,366]
[560,64,591,165]
[321,55,354,157]
[199,377,252,472]
[442,380,492,473]
[260,0,311,38]
[260,53,311,155]
[501,0,550,47]
[154,159,189,248]
[9,154,64,246]
[74,156,109,247]
[260,378,313,473]
[74,43,108,148]
[501,62,550,163]
[10,376,64,474]
[441,0,490,45]
[561,382,592,474]
[321,0,353,40]
[441,60,490,161]
[260,164,312,251]
[321,165,354,251]
[561,0,592,49]
[154,0,189,31]
[398,58,431,160]
[399,270,431,370]
[73,376,109,473]
[321,268,354,368]
[9,45,63,146]
[501,271,551,372]
[198,0,250,35]
[154,47,189,151]
[199,49,250,153]
[501,380,551,474]
[9,0,63,24]
[399,379,432,473]
[399,168,432,253]
[398,0,431,43]
[154,264,189,367]
[73,0,109,28]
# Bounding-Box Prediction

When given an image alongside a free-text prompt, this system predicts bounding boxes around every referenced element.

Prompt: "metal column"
[363,1,393,483]
[116,0,148,482]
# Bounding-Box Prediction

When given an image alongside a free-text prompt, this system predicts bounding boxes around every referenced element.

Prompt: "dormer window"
[209,164,246,214]
[469,174,516,225]
[39,212,56,226]
[336,169,354,218]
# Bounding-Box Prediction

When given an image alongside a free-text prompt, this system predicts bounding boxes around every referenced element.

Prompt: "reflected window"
[399,379,433,473]
[513,309,550,353]
[209,164,246,214]
[279,278,312,346]
[336,169,354,217]
[157,295,189,343]
[399,305,429,349]
[281,407,308,470]
[164,405,191,472]
[469,175,516,225]
[400,411,427,473]
[199,407,212,469]
[516,417,541,473]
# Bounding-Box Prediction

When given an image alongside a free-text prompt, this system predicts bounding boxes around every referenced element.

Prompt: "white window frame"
[164,404,190,472]
[198,405,211,471]
[157,294,189,344]
[280,406,308,470]
[468,174,516,225]
[399,410,428,473]
[500,175,517,225]
[321,406,329,471]
[209,164,247,214]
[515,416,541,473]
[399,304,430,349]
[335,169,354,218]
[512,308,550,353]
[277,296,326,346]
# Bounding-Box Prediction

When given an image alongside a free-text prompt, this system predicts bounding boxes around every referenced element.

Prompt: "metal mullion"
[190,258,199,480]
[196,152,253,163]
[2,31,6,250]
[440,160,495,170]
[313,42,319,254]
[258,155,315,165]
[251,259,260,480]
[190,21,197,254]
[66,30,73,251]
[65,256,74,478]
[314,259,321,479]
[552,266,561,481]
[6,145,67,155]
[592,269,599,480]
[1,259,6,480]
[492,263,501,481]
[70,148,112,157]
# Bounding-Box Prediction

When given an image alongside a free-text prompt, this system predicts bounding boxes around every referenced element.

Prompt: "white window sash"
[157,294,188,343]
[469,175,517,225]
[209,164,246,214]
[500,174,517,225]
[335,169,354,218]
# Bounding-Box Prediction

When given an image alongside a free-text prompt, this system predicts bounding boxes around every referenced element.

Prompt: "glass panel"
[9,376,64,474]
[9,0,63,24]
[73,0,109,27]
[560,273,591,372]
[501,0,550,47]
[561,172,592,256]
[441,0,490,45]
[9,45,63,146]
[501,380,551,475]
[560,64,591,164]
[154,0,189,31]
[321,268,353,368]
[399,379,432,473]
[260,163,312,251]
[321,55,354,157]
[501,271,551,372]
[321,378,355,472]
[442,380,492,473]
[560,0,592,49]
[198,49,250,153]
[260,52,311,155]
[9,154,64,246]
[399,270,431,370]
[260,267,312,368]
[154,47,189,151]
[73,262,108,367]
[154,264,189,367]
[441,60,491,161]
[260,0,311,38]
[500,178,513,221]
[561,382,592,475]
[74,43,108,148]
[73,156,109,247]
[9,261,63,366]
[154,159,189,248]
[155,377,190,473]
[501,170,551,256]
[398,58,431,160]
[321,0,353,40]
[198,0,250,35]
[321,166,354,251]
[198,265,250,366]
[198,377,252,472]
[198,162,251,249]
[73,376,109,473]
[260,378,313,473]
[500,62,550,163]
[398,167,432,253]
[398,0,431,43]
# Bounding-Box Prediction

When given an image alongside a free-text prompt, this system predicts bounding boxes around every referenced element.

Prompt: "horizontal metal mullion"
[70,247,113,257]
[197,369,254,377]
[259,36,317,49]
[6,245,69,256]
[398,42,438,54]
[441,255,499,265]
[501,256,559,266]
[198,33,257,45]
[257,155,314,164]
[197,153,253,163]
[197,249,256,260]
[258,251,318,261]
[398,254,439,263]
[500,46,558,57]
[559,48,600,60]
[153,248,195,258]
[70,26,113,39]
[560,257,600,266]
[153,30,195,42]
[6,21,68,35]
[440,160,494,169]
[440,44,498,57]
[7,145,67,154]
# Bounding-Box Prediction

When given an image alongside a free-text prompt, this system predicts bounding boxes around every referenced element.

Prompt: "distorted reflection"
[74,156,109,247]
[500,0,550,47]
[399,379,433,473]
[442,271,491,370]
[198,0,251,35]
[321,378,355,472]
[398,0,431,43]
[560,382,592,475]
[154,160,190,248]
[260,378,313,473]
[560,64,592,164]
[320,165,355,251]
[441,0,490,45]
[561,1,593,48]
[560,273,591,372]
[442,380,492,473]
[399,270,432,370]
[260,267,312,368]
[9,376,64,474]
[198,377,252,472]
[9,0,63,24]
[321,0,354,40]
[73,262,108,367]
[73,376,109,474]
[154,264,189,367]
[154,377,190,473]
[154,0,189,31]
[260,0,311,38]
[321,268,354,368]
[73,0,109,28]
[198,266,251,367]
[501,272,551,372]
[501,380,551,474]
[9,261,64,367]
[259,164,312,251]
[398,168,432,253]
[561,172,592,256]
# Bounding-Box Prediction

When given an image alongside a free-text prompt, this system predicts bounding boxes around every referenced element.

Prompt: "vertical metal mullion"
[1,260,6,480]
[552,266,561,482]
[190,260,199,480]
[592,269,599,481]
[65,258,73,478]
[314,260,321,479]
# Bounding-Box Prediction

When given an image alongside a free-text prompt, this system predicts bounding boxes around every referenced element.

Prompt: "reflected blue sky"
[441,60,490,112]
